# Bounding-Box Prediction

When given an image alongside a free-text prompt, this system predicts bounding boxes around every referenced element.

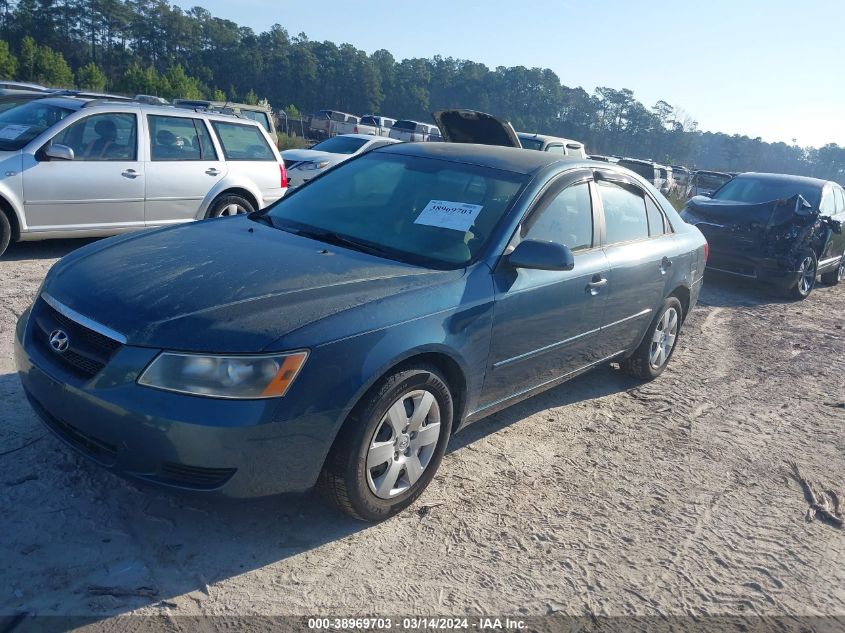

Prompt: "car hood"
[43,217,456,352]
[281,149,342,164]
[432,109,521,148]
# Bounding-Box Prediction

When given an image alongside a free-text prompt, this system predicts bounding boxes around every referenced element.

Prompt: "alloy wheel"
[798,256,815,296]
[366,389,441,499]
[649,307,678,370]
[219,203,246,216]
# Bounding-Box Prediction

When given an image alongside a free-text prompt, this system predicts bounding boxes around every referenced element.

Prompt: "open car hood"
[431,109,521,148]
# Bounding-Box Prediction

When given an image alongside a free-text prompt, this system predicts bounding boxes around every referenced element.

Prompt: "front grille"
[27,393,118,465]
[156,462,237,489]
[31,297,122,378]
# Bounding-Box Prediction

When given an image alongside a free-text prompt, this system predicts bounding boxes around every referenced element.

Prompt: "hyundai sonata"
[16,141,706,521]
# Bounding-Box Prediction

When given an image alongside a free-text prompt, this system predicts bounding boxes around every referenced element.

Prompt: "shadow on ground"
[2,238,99,262]
[698,271,801,308]
[1,360,636,622]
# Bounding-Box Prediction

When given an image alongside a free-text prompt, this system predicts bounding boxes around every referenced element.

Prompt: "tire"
[820,254,845,286]
[318,364,454,522]
[205,194,255,219]
[788,250,817,300]
[0,210,9,258]
[621,296,683,381]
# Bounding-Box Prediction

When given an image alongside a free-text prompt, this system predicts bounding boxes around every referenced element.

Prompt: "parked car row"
[8,103,844,528]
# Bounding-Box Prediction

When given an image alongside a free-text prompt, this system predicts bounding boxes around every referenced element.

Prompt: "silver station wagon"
[0,96,287,256]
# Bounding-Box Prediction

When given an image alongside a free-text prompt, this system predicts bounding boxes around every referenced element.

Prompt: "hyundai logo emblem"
[48,329,70,353]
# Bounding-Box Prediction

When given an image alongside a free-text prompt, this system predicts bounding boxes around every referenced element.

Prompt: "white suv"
[0,96,287,257]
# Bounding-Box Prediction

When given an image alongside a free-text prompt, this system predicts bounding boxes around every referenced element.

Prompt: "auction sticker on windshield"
[414,200,483,232]
[0,124,30,140]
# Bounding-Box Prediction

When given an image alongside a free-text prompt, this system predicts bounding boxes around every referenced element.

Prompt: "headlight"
[137,351,308,399]
[298,160,330,171]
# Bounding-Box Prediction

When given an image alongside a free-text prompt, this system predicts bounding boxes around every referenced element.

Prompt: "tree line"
[0,0,842,182]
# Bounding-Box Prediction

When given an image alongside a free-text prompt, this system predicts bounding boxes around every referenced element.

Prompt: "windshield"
[712,176,821,206]
[392,120,416,131]
[0,100,75,150]
[265,152,527,268]
[311,136,369,154]
[695,173,731,190]
[519,137,544,151]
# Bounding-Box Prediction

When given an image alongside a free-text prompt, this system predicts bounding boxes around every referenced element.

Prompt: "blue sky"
[173,0,844,148]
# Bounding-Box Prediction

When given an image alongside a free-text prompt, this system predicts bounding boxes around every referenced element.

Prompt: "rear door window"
[210,121,275,161]
[599,181,650,244]
[645,197,668,235]
[148,115,217,161]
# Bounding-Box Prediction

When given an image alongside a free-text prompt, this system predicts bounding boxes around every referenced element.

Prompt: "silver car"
[0,96,286,256]
[281,134,399,188]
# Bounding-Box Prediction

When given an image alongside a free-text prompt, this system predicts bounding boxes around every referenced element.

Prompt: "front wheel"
[621,296,683,380]
[788,251,817,300]
[318,365,454,522]
[205,194,255,219]
[0,210,10,257]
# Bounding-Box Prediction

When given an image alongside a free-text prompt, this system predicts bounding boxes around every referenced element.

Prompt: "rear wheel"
[0,211,9,257]
[788,251,817,300]
[318,364,453,522]
[205,194,254,219]
[621,296,683,380]
[820,255,845,286]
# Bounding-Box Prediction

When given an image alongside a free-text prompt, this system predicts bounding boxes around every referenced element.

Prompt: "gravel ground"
[1,238,844,630]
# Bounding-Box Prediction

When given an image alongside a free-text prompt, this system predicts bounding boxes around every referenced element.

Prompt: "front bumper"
[14,307,337,498]
[705,252,802,289]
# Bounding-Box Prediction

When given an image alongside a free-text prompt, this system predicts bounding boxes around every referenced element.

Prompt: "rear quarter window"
[211,121,275,161]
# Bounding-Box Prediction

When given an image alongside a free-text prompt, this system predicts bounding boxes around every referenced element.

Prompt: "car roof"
[732,172,830,188]
[332,133,398,141]
[517,132,582,145]
[618,157,654,166]
[375,141,584,175]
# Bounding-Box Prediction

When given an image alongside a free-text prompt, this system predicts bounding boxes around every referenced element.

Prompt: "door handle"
[660,256,672,273]
[205,168,221,176]
[121,169,140,179]
[586,276,608,295]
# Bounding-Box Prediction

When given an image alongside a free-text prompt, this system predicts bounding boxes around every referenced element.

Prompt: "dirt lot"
[1,239,844,629]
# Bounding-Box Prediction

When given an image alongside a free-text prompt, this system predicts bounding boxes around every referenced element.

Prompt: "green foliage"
[277,132,309,151]
[76,61,106,91]
[0,1,839,182]
[0,40,17,78]
[282,104,301,118]
[243,88,258,105]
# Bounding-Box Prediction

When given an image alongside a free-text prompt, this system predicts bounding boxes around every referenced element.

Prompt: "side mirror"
[44,143,74,161]
[508,239,575,271]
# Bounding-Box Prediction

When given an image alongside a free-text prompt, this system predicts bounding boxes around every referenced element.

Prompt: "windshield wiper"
[292,227,391,257]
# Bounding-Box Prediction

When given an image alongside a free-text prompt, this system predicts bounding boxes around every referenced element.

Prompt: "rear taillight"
[703,241,709,263]
[353,126,358,133]
[280,163,288,189]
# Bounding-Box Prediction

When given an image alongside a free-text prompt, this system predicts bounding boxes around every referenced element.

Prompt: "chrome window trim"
[41,292,127,344]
